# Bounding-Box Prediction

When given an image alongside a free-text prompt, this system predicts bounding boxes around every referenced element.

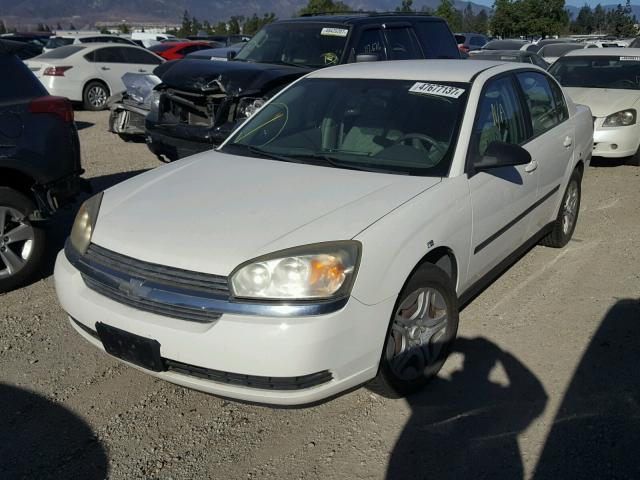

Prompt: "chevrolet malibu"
[549,47,640,165]
[55,60,593,406]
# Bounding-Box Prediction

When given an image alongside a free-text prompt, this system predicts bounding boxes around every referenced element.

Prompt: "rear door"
[515,71,573,233]
[88,46,131,93]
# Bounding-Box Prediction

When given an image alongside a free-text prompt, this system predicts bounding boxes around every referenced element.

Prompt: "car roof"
[278,13,444,25]
[564,47,640,57]
[308,59,516,82]
[159,41,210,47]
[474,49,529,56]
[55,34,126,39]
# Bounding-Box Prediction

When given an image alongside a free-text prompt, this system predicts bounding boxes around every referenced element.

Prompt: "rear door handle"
[138,69,147,73]
[524,160,538,173]
[101,66,110,71]
[563,136,573,147]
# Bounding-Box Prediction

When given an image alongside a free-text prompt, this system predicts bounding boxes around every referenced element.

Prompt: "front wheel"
[377,263,459,396]
[0,188,46,292]
[540,168,581,248]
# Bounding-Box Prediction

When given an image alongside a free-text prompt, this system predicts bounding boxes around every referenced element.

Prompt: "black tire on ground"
[377,263,459,397]
[628,147,640,166]
[83,81,109,111]
[540,168,582,248]
[0,187,46,293]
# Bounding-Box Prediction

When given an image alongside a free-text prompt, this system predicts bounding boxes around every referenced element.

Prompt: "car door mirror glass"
[474,141,531,170]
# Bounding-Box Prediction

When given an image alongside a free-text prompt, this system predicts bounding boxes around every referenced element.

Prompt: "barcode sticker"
[409,82,465,99]
[321,28,349,37]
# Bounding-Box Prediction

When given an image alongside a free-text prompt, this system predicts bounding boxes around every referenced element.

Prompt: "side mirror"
[227,50,237,61]
[474,141,532,171]
[356,54,379,63]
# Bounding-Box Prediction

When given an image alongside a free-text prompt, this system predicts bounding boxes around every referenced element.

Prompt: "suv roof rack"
[299,11,435,17]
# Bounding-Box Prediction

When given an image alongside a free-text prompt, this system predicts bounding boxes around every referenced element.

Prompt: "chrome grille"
[85,244,229,295]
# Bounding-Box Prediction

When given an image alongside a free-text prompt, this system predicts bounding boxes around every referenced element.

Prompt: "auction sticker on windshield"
[620,56,640,61]
[409,82,465,99]
[321,28,349,37]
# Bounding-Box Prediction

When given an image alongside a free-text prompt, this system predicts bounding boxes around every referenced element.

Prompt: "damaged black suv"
[144,13,461,161]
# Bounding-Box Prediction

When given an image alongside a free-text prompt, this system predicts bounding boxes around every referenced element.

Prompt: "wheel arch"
[0,168,37,201]
[414,246,459,289]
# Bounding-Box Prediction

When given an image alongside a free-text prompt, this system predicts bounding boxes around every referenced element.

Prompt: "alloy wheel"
[562,180,579,235]
[88,86,107,108]
[0,206,35,279]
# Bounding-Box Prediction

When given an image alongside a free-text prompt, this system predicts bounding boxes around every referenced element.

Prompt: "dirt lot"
[1,111,639,479]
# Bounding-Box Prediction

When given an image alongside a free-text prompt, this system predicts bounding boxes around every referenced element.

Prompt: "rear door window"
[353,28,387,61]
[91,47,127,63]
[516,72,565,136]
[385,27,423,60]
[414,21,459,59]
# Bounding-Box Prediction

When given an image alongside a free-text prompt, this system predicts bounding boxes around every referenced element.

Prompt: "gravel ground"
[1,111,639,479]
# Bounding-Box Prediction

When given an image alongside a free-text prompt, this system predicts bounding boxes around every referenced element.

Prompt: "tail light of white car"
[43,66,73,76]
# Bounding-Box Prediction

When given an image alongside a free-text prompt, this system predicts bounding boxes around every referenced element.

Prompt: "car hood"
[563,87,640,117]
[92,152,440,276]
[154,58,309,95]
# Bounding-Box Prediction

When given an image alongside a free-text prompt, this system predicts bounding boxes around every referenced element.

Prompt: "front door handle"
[563,136,573,147]
[101,66,110,71]
[138,69,147,73]
[524,160,538,173]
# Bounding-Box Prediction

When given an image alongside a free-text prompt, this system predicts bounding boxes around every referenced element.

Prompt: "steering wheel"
[610,79,637,88]
[394,133,447,159]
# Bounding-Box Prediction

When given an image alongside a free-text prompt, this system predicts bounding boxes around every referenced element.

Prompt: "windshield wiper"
[245,145,299,163]
[292,153,409,175]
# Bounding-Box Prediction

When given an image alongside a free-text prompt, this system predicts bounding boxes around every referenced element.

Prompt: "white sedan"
[549,48,640,165]
[25,44,163,110]
[54,60,593,406]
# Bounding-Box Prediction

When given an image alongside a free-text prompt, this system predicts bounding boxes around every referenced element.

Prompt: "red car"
[149,41,215,60]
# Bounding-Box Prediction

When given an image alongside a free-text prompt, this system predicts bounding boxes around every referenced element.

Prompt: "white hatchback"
[26,44,163,110]
[549,47,640,165]
[55,60,593,406]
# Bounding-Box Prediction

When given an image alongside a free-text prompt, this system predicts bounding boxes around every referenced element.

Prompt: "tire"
[540,168,582,248]
[83,81,109,111]
[628,147,640,166]
[0,187,46,293]
[377,263,459,396]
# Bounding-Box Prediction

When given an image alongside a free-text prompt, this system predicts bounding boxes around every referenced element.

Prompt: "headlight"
[69,193,103,254]
[237,97,265,120]
[603,109,636,127]
[149,90,161,113]
[230,241,361,300]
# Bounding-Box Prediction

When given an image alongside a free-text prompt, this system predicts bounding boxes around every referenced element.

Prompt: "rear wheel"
[83,81,109,111]
[540,168,581,248]
[0,188,45,292]
[377,264,459,396]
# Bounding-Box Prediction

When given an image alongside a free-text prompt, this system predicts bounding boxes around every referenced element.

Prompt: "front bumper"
[54,250,395,406]
[592,121,640,158]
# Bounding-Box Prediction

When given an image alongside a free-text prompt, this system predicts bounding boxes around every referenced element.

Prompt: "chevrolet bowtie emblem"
[118,278,151,300]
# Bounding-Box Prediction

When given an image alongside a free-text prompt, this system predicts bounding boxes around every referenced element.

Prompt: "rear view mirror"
[356,54,379,63]
[474,141,532,170]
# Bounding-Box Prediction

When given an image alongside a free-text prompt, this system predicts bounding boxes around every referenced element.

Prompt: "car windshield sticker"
[322,52,339,65]
[321,28,349,37]
[620,56,640,61]
[409,82,465,99]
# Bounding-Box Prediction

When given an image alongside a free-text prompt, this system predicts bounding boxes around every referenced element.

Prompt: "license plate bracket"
[96,322,164,372]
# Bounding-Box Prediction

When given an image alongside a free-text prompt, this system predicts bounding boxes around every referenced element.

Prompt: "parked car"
[44,34,137,52]
[148,41,218,60]
[56,59,592,406]
[0,38,42,60]
[549,47,640,165]
[0,33,51,57]
[455,32,488,53]
[187,34,251,46]
[25,44,164,110]
[108,73,161,141]
[470,49,549,69]
[539,43,596,64]
[526,38,577,54]
[145,13,461,161]
[0,40,86,292]
[131,32,177,48]
[186,42,246,61]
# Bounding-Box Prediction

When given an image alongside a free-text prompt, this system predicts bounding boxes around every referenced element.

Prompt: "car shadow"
[0,384,108,478]
[75,121,94,131]
[590,156,630,168]
[383,336,548,479]
[532,298,640,479]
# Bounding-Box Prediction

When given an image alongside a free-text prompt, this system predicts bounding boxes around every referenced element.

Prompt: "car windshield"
[549,55,640,90]
[221,78,467,176]
[45,37,74,49]
[234,23,349,68]
[541,44,585,57]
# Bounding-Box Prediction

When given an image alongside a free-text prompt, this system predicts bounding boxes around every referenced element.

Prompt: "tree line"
[0,0,637,38]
